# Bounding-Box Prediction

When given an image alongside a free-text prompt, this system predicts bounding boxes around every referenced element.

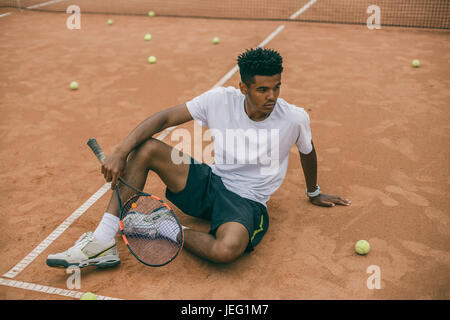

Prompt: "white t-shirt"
[186,86,313,206]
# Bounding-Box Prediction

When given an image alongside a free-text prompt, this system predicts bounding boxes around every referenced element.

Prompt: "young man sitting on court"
[47,48,350,268]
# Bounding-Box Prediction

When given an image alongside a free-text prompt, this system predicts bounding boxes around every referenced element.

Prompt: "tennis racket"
[87,138,184,267]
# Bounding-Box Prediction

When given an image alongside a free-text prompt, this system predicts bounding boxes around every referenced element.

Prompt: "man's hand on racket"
[101,151,127,190]
[309,193,351,207]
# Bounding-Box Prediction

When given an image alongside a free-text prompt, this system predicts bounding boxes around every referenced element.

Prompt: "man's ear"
[239,81,248,95]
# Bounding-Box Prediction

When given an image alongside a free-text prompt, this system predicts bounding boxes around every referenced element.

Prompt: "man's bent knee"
[133,138,190,168]
[211,241,246,264]
[132,138,163,167]
[130,138,190,193]
[210,223,249,264]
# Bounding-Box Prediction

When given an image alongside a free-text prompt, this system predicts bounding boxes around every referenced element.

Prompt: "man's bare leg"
[183,222,249,263]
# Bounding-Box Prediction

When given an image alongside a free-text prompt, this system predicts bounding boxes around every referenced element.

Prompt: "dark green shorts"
[165,158,269,252]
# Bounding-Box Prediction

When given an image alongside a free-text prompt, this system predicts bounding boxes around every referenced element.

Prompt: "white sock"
[159,220,188,242]
[93,213,120,244]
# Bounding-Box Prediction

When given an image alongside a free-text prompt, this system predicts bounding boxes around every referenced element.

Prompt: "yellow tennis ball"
[107,19,113,26]
[148,11,155,17]
[70,81,78,90]
[81,292,97,300]
[148,56,157,64]
[412,59,420,68]
[144,33,152,41]
[355,240,370,255]
[131,203,137,208]
[212,37,220,44]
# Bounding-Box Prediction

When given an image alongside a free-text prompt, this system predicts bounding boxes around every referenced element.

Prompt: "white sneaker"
[46,232,120,269]
[122,207,177,238]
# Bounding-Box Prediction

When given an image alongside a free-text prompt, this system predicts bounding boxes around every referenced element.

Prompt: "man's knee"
[212,242,243,264]
[132,138,162,166]
[211,235,248,264]
[210,222,249,263]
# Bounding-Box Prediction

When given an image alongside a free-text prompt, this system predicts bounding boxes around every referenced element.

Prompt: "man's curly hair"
[237,48,283,86]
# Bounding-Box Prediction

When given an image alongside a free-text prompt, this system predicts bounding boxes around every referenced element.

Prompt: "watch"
[306,185,321,198]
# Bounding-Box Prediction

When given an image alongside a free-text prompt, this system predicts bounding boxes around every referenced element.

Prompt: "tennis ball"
[355,240,370,255]
[212,37,220,45]
[148,56,157,64]
[80,292,97,300]
[148,11,155,17]
[107,19,113,25]
[144,33,152,41]
[412,59,420,68]
[70,81,78,90]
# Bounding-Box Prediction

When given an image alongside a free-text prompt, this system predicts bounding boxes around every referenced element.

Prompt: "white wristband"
[306,185,321,198]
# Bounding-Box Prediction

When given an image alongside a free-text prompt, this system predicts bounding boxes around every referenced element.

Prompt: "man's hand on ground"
[309,193,351,207]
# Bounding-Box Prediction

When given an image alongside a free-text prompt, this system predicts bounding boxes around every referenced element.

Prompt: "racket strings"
[121,195,183,266]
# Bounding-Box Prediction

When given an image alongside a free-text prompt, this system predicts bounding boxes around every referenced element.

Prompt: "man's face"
[239,74,282,115]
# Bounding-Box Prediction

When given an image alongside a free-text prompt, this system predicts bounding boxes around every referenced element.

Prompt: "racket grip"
[87,138,106,163]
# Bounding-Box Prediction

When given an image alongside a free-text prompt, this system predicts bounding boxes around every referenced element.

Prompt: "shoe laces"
[59,232,93,257]
[74,232,94,247]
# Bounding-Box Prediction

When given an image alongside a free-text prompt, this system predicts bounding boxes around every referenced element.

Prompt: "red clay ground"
[0,10,449,299]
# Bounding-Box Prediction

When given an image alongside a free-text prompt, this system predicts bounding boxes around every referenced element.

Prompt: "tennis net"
[1,0,449,29]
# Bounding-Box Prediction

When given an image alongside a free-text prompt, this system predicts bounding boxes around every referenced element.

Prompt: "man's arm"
[300,142,318,194]
[299,142,351,207]
[114,103,192,158]
[103,103,193,188]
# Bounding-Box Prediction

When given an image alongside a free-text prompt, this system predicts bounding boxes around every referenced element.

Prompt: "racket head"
[119,192,184,267]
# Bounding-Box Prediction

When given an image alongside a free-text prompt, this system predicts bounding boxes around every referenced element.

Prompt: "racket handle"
[87,138,106,163]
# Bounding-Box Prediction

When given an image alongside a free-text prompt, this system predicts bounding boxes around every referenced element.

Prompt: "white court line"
[0,277,122,300]
[0,0,68,18]
[290,0,318,20]
[2,184,111,279]
[257,25,286,49]
[213,65,240,88]
[26,0,67,10]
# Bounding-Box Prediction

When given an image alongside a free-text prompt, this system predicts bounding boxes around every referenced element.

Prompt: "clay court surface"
[0,5,449,300]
